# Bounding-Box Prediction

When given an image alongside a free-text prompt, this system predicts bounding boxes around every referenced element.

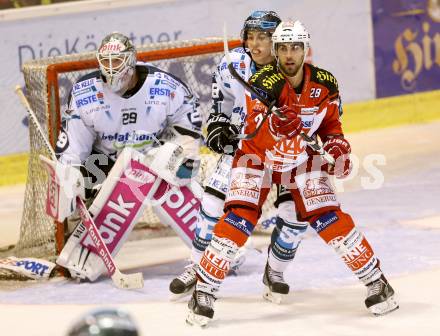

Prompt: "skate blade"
[263,286,287,304]
[169,286,195,302]
[186,311,211,327]
[368,295,399,316]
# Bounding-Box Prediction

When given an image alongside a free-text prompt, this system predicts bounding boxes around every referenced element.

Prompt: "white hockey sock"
[190,246,204,264]
[268,220,307,273]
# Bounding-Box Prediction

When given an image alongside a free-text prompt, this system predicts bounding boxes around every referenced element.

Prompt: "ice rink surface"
[1,121,439,336]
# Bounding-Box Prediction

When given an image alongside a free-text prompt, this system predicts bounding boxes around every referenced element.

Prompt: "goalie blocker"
[44,146,201,282]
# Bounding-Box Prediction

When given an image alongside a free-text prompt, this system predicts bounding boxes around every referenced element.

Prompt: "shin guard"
[196,235,239,291]
[311,211,382,284]
[213,208,258,247]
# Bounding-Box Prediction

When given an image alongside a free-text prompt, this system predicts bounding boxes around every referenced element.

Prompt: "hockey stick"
[75,195,143,289]
[222,26,335,165]
[15,85,144,289]
[15,86,57,159]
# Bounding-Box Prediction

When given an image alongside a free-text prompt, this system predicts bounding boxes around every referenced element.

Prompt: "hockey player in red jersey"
[186,21,399,326]
[170,11,309,304]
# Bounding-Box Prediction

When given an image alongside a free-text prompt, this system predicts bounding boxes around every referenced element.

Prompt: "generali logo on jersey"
[229,172,260,192]
[302,177,337,208]
[303,177,333,199]
[228,170,262,203]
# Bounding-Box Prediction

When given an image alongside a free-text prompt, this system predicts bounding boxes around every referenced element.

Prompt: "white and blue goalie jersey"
[56,64,202,165]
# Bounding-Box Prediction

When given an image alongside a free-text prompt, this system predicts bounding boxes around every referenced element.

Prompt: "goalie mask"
[272,20,311,67]
[97,32,137,94]
[241,10,281,41]
[67,308,139,336]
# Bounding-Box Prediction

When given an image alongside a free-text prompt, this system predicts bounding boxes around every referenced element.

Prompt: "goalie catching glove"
[147,134,201,186]
[206,113,240,154]
[322,136,352,179]
[268,105,302,139]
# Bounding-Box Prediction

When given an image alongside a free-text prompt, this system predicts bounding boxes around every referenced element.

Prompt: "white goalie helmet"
[272,20,311,62]
[97,32,137,94]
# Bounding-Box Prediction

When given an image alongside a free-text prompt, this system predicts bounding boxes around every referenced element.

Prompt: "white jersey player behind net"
[55,32,202,282]
[169,11,309,304]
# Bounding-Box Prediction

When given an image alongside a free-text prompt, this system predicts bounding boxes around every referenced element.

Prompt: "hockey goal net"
[2,37,278,269]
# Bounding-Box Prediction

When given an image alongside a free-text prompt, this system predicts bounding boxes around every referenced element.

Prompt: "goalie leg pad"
[57,225,94,280]
[57,148,160,281]
[40,155,85,222]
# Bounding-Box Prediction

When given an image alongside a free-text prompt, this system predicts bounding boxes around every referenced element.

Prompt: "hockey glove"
[268,105,302,138]
[322,136,352,179]
[206,113,240,154]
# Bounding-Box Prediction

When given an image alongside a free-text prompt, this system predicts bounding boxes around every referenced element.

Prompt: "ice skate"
[262,262,289,304]
[365,275,399,316]
[186,283,216,327]
[169,263,197,300]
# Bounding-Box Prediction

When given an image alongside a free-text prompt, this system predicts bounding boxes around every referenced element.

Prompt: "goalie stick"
[222,26,335,166]
[75,194,143,289]
[15,85,144,290]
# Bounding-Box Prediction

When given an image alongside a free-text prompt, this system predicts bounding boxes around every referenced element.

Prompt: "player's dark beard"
[279,62,301,77]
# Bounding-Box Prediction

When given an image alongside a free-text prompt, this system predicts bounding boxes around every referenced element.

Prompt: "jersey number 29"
[122,112,137,125]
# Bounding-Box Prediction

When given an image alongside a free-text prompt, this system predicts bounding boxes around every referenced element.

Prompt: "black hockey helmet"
[67,308,139,336]
[241,10,282,40]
